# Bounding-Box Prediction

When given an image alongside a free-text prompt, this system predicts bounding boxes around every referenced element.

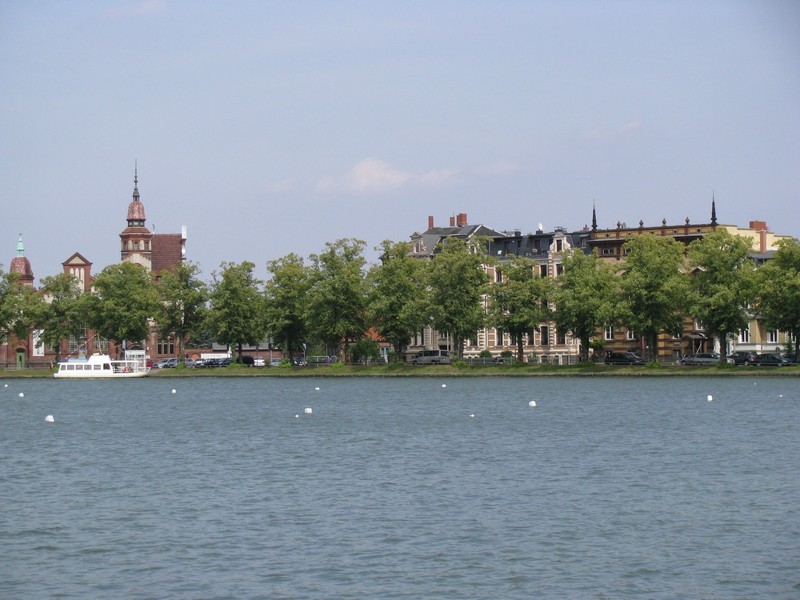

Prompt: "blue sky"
[2,0,798,282]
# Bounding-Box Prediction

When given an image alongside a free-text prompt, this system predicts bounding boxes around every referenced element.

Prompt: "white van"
[411,350,452,365]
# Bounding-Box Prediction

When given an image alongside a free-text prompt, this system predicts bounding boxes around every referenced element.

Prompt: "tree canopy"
[617,235,688,361]
[85,262,160,354]
[367,241,428,361]
[207,261,266,359]
[687,230,755,362]
[553,249,617,361]
[264,253,311,355]
[426,237,489,358]
[489,256,552,361]
[756,237,800,355]
[154,262,208,363]
[305,238,369,360]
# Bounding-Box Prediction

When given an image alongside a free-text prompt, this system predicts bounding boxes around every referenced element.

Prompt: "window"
[158,339,175,355]
[604,325,614,341]
[556,329,566,345]
[602,247,615,256]
[738,327,750,344]
[626,328,636,341]
[68,324,87,353]
[539,325,549,346]
[539,265,548,278]
[495,269,502,283]
[556,239,563,252]
[767,330,778,344]
[93,335,109,353]
[556,264,564,276]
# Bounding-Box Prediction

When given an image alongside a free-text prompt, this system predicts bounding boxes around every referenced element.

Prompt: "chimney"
[760,229,767,253]
[749,220,767,231]
[428,216,434,230]
[450,216,456,227]
[456,212,468,227]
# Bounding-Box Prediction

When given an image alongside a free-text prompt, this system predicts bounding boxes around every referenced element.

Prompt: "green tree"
[35,272,86,363]
[618,235,688,362]
[305,239,369,361]
[367,240,428,361]
[427,237,489,358]
[207,261,266,361]
[264,253,311,355]
[756,237,800,355]
[553,249,617,361]
[687,230,756,363]
[489,256,553,362]
[0,269,42,345]
[154,262,208,364]
[85,262,160,356]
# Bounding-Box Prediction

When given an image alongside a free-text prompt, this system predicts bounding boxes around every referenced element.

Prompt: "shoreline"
[3,366,799,379]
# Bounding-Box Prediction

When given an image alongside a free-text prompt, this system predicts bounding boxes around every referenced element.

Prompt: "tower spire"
[591,201,597,231]
[16,234,24,257]
[132,160,140,202]
[711,192,717,226]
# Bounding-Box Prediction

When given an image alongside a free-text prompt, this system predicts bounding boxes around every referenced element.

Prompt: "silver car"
[680,352,731,366]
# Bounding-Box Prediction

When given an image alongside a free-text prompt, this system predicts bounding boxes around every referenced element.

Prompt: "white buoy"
[707,394,713,402]
[18,392,24,398]
[172,388,177,394]
[314,387,320,391]
[304,407,313,414]
[3,383,7,387]
[529,400,536,407]
[295,414,299,418]
[45,415,54,423]
[469,413,475,418]
[441,384,446,388]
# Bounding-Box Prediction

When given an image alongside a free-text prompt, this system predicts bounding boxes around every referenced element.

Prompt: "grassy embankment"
[4,362,799,378]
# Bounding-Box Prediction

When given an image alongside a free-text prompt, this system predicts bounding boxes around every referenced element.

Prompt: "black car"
[783,352,797,364]
[754,353,791,366]
[604,352,646,365]
[728,350,758,366]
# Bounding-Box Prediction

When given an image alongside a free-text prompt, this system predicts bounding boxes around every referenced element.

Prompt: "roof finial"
[591,200,597,231]
[711,192,717,226]
[133,160,140,202]
[16,234,24,257]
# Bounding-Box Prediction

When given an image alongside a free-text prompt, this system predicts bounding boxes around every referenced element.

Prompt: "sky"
[1,0,798,284]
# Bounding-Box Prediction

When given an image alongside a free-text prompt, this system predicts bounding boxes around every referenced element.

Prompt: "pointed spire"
[16,234,24,257]
[591,201,597,231]
[711,193,717,225]
[132,160,140,202]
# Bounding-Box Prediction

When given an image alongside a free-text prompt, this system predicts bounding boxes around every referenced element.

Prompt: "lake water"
[1,376,798,599]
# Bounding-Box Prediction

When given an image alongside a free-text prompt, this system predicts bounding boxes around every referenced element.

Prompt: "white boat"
[53,353,150,378]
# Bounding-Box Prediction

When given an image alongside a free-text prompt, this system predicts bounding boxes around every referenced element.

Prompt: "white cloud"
[105,0,167,18]
[585,120,643,141]
[317,158,457,194]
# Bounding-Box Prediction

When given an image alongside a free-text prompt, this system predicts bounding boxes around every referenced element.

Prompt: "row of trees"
[2,232,799,365]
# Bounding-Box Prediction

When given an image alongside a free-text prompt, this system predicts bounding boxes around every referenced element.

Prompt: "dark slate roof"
[419,224,503,255]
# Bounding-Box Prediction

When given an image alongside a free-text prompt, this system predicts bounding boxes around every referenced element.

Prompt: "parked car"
[411,350,452,365]
[728,351,758,366]
[604,352,645,366]
[156,358,179,369]
[680,352,731,366]
[754,353,792,366]
[783,352,797,364]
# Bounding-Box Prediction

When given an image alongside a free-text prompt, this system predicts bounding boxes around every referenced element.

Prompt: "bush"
[351,339,381,364]
[479,349,493,358]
